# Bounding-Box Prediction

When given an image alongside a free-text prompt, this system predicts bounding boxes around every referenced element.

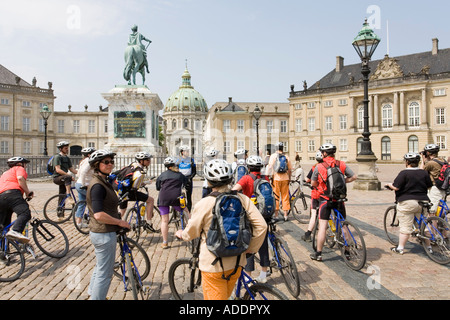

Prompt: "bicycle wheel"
[243,282,289,300]
[339,221,366,271]
[114,237,150,280]
[291,194,311,224]
[311,219,336,252]
[124,207,142,242]
[168,257,203,300]
[383,205,399,245]
[124,253,146,300]
[72,200,90,235]
[420,216,450,265]
[43,194,73,224]
[32,219,69,258]
[0,239,26,282]
[273,237,300,297]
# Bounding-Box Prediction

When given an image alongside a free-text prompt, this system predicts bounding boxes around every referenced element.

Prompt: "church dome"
[164,66,208,113]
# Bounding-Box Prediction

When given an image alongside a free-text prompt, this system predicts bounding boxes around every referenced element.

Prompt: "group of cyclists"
[0,138,448,300]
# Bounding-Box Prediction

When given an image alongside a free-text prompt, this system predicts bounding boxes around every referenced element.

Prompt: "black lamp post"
[352,19,380,156]
[252,104,262,156]
[40,104,52,156]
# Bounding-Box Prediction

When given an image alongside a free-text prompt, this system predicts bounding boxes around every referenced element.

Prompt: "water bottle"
[179,195,186,209]
[328,219,336,232]
[436,204,442,217]
[251,195,258,205]
[140,204,146,216]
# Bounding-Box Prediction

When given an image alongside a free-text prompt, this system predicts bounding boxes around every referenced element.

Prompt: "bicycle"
[263,218,300,297]
[383,200,450,265]
[43,185,78,224]
[311,199,367,271]
[0,227,26,282]
[72,199,89,235]
[168,238,289,300]
[123,186,162,243]
[2,200,69,260]
[113,228,151,300]
[274,179,311,223]
[435,191,449,223]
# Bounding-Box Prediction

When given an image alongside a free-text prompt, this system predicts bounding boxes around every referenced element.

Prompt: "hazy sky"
[1,0,448,112]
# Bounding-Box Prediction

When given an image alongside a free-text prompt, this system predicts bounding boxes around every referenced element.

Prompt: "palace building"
[288,38,450,163]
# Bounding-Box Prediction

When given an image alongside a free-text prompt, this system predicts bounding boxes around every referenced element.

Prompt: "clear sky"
[1,0,448,112]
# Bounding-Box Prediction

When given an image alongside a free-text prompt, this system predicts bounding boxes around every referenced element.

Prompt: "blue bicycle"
[43,186,78,224]
[384,201,450,265]
[311,199,367,270]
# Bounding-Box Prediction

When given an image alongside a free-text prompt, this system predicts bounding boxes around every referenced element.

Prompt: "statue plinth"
[353,154,381,191]
[102,85,163,155]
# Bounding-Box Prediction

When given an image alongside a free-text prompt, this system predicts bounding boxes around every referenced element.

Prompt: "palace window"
[408,102,420,127]
[436,108,446,125]
[381,136,391,160]
[382,104,393,129]
[408,135,419,153]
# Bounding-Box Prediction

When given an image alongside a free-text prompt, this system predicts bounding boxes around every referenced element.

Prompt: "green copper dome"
[164,66,208,113]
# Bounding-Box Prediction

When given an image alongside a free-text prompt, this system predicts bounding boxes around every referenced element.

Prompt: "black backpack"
[206,191,252,280]
[319,160,347,200]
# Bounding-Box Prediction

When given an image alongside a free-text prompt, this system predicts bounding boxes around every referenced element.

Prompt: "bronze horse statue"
[123,44,148,85]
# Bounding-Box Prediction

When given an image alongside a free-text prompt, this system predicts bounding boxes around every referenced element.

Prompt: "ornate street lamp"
[252,104,263,156]
[352,19,381,190]
[352,18,380,155]
[40,104,52,156]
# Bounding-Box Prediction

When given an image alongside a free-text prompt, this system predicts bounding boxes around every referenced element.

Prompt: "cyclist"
[232,155,270,283]
[156,156,187,249]
[266,142,292,221]
[52,141,78,205]
[202,149,220,198]
[178,145,196,212]
[175,159,267,300]
[0,157,33,243]
[310,143,357,262]
[74,147,96,228]
[118,152,155,228]
[419,144,446,215]
[86,149,130,300]
[385,153,432,254]
[302,151,323,242]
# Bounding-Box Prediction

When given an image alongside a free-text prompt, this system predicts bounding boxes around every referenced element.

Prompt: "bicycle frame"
[117,234,144,293]
[234,269,269,300]
[330,207,356,247]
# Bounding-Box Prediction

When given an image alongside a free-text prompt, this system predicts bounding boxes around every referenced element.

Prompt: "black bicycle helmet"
[7,156,30,167]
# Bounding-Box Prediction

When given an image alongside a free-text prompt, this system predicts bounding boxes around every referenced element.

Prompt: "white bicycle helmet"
[246,155,263,167]
[164,156,178,168]
[57,141,70,148]
[7,156,30,167]
[404,152,421,162]
[319,143,336,154]
[315,151,323,162]
[234,149,248,158]
[135,151,151,160]
[205,149,220,158]
[88,149,116,165]
[81,147,96,155]
[179,145,190,152]
[203,159,233,182]
[424,144,440,153]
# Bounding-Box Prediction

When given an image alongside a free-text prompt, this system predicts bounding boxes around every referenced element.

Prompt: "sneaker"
[390,247,404,255]
[161,242,170,249]
[310,252,323,261]
[255,275,267,283]
[6,230,30,244]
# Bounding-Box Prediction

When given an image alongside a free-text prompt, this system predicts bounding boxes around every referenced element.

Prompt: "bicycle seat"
[116,228,131,236]
[418,201,432,208]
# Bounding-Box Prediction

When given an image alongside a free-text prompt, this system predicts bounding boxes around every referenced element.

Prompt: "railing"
[0,155,205,179]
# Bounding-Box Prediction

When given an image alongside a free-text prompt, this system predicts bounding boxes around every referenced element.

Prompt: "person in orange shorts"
[176,159,267,300]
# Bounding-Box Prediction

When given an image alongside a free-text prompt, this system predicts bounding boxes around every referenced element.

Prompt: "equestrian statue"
[123,25,151,85]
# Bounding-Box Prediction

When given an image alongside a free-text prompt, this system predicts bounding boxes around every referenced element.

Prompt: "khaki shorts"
[396,200,424,234]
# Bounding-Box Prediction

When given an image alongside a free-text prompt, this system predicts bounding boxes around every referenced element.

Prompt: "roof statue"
[123,25,152,85]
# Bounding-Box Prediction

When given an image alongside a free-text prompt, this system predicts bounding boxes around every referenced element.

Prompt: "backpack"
[46,156,55,175]
[206,191,252,280]
[319,160,347,200]
[110,165,134,195]
[234,161,249,183]
[274,154,288,173]
[433,159,450,190]
[250,173,275,219]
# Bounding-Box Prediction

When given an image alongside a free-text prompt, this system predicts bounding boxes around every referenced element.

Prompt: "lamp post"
[40,104,52,156]
[252,104,262,156]
[352,19,381,190]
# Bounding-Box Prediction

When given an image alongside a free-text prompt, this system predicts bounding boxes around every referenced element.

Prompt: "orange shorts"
[201,268,242,300]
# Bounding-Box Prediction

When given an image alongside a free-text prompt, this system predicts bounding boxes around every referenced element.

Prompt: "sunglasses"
[100,160,115,165]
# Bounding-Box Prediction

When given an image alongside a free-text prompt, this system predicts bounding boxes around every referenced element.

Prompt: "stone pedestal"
[353,154,381,191]
[102,85,163,155]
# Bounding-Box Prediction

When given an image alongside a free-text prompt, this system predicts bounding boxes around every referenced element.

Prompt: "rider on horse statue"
[128,25,151,73]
